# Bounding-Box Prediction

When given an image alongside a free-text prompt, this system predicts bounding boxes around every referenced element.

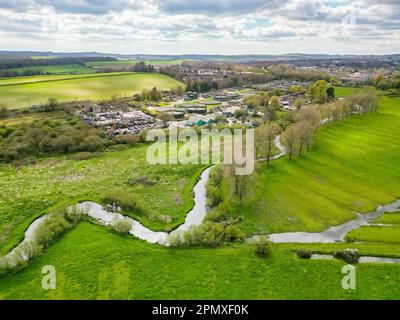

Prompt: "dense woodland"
[0,56,115,70]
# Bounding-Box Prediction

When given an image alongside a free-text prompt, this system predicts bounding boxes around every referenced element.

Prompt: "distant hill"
[1,51,399,62]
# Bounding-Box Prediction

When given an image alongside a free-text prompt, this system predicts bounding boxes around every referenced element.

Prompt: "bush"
[255,236,272,257]
[334,249,359,264]
[34,213,72,248]
[0,257,11,275]
[103,190,149,216]
[116,134,142,146]
[79,135,105,152]
[112,217,132,234]
[65,206,85,224]
[205,202,231,222]
[0,241,43,275]
[296,249,312,259]
[0,104,8,118]
[206,185,222,208]
[34,208,83,248]
[128,176,157,186]
[71,151,102,161]
[169,221,244,247]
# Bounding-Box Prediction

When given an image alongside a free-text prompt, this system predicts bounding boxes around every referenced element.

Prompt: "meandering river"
[3,135,400,265]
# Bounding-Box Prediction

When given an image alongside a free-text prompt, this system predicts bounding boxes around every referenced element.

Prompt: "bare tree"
[229,164,251,207]
[255,127,263,159]
[282,125,298,160]
[235,174,250,207]
[263,105,276,123]
[264,124,279,165]
[296,107,321,129]
[295,120,313,156]
[345,89,379,115]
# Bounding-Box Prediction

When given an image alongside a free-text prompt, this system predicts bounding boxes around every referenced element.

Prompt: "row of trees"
[255,124,280,165]
[134,87,163,101]
[282,89,379,160]
[170,86,185,96]
[186,81,219,93]
[134,86,186,101]
[373,74,400,91]
[205,87,379,214]
[130,61,155,73]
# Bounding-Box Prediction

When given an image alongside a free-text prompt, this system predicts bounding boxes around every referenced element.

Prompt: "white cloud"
[0,0,399,54]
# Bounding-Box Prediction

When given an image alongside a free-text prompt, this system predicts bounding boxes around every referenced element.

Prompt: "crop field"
[0,72,132,86]
[0,72,183,109]
[85,59,194,68]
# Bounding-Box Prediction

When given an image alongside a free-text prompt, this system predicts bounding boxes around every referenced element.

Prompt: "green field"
[334,86,357,97]
[0,72,133,86]
[0,72,183,109]
[346,226,400,244]
[0,90,400,300]
[215,94,400,234]
[31,56,57,60]
[85,59,194,67]
[373,212,400,225]
[0,222,399,299]
[3,64,95,76]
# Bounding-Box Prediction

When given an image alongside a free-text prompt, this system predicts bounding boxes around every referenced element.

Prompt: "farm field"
[0,72,132,86]
[2,64,95,76]
[0,72,183,109]
[0,222,399,300]
[85,59,194,67]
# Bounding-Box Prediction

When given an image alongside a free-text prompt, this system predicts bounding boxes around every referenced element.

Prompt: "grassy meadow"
[373,212,400,225]
[346,226,400,244]
[0,142,205,256]
[334,86,358,97]
[0,222,399,300]
[0,72,183,109]
[216,93,400,235]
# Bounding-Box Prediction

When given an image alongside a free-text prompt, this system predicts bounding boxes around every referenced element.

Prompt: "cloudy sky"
[0,0,399,55]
